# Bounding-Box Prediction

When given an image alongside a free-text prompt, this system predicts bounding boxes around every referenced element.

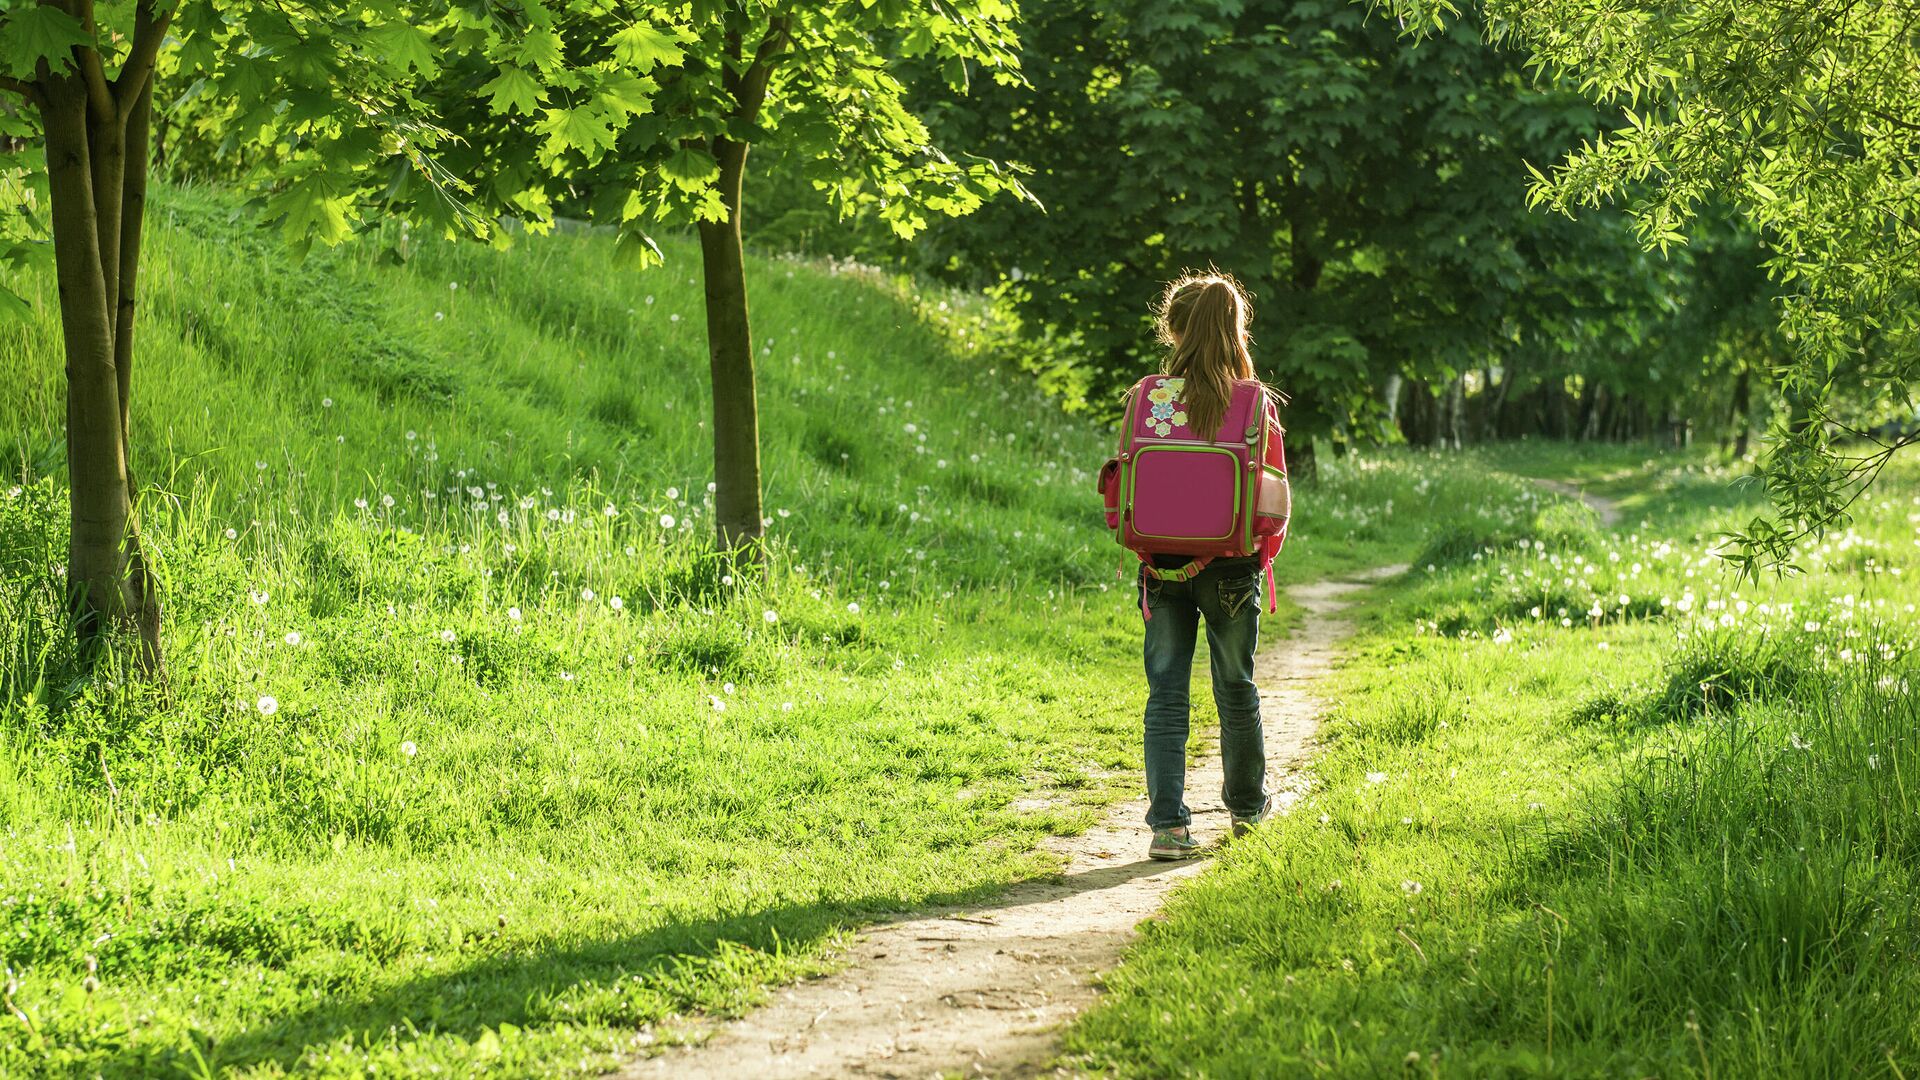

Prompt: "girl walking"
[1113,273,1290,860]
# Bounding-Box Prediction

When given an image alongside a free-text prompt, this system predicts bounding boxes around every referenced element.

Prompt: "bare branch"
[115,0,179,117]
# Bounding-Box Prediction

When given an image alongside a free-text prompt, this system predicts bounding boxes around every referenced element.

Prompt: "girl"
[1133,272,1289,860]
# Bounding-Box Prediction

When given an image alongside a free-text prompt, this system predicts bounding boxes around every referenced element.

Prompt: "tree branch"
[115,0,179,118]
[61,0,117,123]
[730,16,793,126]
[0,76,43,109]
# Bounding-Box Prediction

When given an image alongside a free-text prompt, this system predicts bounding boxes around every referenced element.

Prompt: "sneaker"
[1148,826,1202,860]
[1231,796,1275,838]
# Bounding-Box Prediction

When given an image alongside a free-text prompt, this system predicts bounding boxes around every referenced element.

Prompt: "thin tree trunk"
[698,137,765,557]
[117,77,161,669]
[1444,376,1465,450]
[17,3,171,676]
[43,77,139,661]
[1381,373,1403,432]
[1730,363,1752,458]
[1480,364,1510,441]
[1291,440,1317,485]
[1580,382,1607,442]
[691,14,788,562]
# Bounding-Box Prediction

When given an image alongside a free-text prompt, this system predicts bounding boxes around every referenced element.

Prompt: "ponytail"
[1153,271,1257,439]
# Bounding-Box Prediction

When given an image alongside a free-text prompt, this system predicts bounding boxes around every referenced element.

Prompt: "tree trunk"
[1291,440,1317,485]
[1380,374,1402,427]
[41,73,160,672]
[1580,382,1607,442]
[1730,363,1752,458]
[1480,364,1510,442]
[118,78,162,663]
[1444,376,1465,450]
[697,137,765,558]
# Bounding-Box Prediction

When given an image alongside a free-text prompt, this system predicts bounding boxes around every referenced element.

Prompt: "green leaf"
[266,173,354,246]
[659,146,720,192]
[537,105,617,159]
[607,24,687,73]
[613,228,664,270]
[515,27,566,72]
[480,66,545,116]
[0,283,31,321]
[594,71,658,116]
[368,21,440,78]
[0,5,92,78]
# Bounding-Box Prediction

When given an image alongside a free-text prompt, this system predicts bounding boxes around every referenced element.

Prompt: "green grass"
[1068,451,1920,1076]
[0,186,1142,1077]
[0,186,1547,1076]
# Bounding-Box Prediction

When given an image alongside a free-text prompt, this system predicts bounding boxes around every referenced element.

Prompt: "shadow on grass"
[123,853,1185,1077]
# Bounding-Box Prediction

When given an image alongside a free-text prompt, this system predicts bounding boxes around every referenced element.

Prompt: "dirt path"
[621,563,1406,1080]
[1531,476,1624,526]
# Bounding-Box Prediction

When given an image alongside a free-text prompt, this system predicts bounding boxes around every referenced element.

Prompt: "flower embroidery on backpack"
[1145,378,1189,436]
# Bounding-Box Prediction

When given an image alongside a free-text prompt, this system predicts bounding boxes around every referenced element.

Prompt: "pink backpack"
[1098,375,1290,618]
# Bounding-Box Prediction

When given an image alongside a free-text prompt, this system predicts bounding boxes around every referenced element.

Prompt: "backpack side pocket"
[1098,457,1122,530]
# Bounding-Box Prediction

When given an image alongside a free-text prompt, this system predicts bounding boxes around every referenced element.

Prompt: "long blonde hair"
[1153,271,1257,439]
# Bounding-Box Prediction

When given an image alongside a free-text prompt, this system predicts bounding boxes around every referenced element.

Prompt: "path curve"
[621,563,1406,1080]
[1531,476,1623,526]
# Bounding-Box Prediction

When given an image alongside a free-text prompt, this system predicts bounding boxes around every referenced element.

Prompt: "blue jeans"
[1140,563,1267,830]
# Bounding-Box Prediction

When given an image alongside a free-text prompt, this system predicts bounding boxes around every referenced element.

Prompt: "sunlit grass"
[1070,455,1920,1077]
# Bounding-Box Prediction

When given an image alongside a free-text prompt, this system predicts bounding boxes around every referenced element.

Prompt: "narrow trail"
[623,563,1407,1080]
[1531,476,1624,526]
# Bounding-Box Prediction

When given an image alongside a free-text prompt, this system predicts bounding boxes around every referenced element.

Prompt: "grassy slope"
[0,188,1162,1077]
[1071,452,1920,1076]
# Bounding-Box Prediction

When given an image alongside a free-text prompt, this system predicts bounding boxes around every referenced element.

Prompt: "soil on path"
[621,564,1407,1080]
[1531,476,1624,526]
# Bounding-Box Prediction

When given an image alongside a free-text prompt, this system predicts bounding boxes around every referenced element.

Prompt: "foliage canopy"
[1375,0,1920,569]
